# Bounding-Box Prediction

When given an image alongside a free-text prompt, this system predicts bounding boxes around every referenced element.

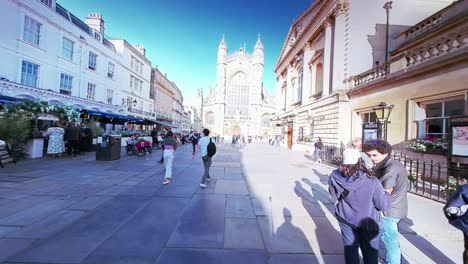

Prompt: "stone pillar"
[322,17,334,97]
[332,2,348,91]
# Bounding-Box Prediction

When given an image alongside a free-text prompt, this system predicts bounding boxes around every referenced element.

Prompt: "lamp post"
[383,1,393,62]
[372,102,394,140]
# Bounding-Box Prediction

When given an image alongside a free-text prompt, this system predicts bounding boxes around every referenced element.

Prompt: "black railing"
[319,145,467,203]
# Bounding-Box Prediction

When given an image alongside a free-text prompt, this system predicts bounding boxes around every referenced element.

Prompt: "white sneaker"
[200,183,208,188]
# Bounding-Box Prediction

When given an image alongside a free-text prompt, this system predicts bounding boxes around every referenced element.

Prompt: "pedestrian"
[162,131,177,185]
[64,122,80,157]
[151,127,158,148]
[190,130,199,154]
[362,139,408,264]
[444,184,468,264]
[314,137,323,163]
[193,128,214,188]
[46,122,65,158]
[329,148,391,264]
[350,137,373,171]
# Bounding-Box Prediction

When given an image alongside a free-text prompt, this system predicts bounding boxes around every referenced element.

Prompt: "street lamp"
[383,1,393,62]
[372,102,394,140]
[132,99,137,108]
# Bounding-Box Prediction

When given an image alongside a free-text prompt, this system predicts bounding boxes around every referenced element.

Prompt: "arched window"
[205,112,214,125]
[227,72,249,117]
[297,67,303,103]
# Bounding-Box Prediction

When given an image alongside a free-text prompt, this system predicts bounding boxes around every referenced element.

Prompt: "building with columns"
[273,0,455,150]
[184,105,202,132]
[203,36,275,139]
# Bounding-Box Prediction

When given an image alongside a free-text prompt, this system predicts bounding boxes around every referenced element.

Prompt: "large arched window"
[226,72,249,117]
[205,112,214,125]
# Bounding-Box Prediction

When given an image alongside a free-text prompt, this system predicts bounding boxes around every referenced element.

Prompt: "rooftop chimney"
[133,44,146,57]
[85,13,105,41]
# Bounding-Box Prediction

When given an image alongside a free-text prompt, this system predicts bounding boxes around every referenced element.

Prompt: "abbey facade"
[202,36,275,139]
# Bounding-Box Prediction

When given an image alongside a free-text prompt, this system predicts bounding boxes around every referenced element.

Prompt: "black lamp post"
[383,1,393,62]
[373,102,394,140]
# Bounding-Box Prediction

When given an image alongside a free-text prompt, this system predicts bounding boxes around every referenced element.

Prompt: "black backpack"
[207,138,216,157]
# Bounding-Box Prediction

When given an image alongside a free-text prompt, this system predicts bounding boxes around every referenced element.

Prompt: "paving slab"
[8,196,149,263]
[0,198,78,226]
[214,180,248,195]
[167,194,226,248]
[224,218,264,249]
[155,248,269,264]
[83,197,190,264]
[67,196,114,211]
[0,238,36,263]
[4,210,86,239]
[225,195,255,218]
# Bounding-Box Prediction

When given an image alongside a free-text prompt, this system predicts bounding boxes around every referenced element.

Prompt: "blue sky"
[58,0,311,105]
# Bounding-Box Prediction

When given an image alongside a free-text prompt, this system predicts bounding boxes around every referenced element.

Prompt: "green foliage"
[303,135,315,142]
[407,138,447,154]
[7,100,80,122]
[0,112,31,159]
[87,121,103,137]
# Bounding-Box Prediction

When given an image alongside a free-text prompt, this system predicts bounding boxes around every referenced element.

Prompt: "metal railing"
[319,144,467,203]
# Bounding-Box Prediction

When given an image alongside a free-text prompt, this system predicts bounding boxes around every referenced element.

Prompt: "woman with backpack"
[328,148,391,264]
[192,128,215,188]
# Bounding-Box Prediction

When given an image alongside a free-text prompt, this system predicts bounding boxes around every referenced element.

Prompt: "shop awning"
[155,120,178,128]
[0,95,20,104]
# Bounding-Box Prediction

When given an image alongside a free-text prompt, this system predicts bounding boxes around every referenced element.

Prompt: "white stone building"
[203,36,275,138]
[184,105,202,132]
[0,0,153,120]
[273,0,455,150]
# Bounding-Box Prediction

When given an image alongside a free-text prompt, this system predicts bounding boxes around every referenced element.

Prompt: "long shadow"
[267,208,320,264]
[294,180,343,261]
[400,218,456,264]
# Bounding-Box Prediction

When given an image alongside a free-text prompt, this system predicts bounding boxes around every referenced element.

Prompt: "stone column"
[322,17,334,97]
[332,2,348,91]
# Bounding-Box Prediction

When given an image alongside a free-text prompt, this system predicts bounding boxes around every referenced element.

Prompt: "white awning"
[37,114,59,121]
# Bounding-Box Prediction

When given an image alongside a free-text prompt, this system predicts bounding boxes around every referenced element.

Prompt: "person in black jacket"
[64,122,81,157]
[363,139,408,264]
[444,184,468,264]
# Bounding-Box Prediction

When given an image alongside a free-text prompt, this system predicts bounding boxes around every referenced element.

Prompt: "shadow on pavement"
[400,218,456,264]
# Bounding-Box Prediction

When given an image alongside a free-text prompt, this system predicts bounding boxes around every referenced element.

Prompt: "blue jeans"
[382,216,401,264]
[338,220,381,264]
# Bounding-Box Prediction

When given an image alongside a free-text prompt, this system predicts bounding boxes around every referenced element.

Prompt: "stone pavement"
[0,142,463,263]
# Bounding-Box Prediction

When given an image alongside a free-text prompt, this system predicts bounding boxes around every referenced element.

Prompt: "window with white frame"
[59,73,73,95]
[106,89,113,104]
[87,83,96,100]
[62,37,74,61]
[23,16,41,46]
[21,60,39,87]
[297,68,303,103]
[361,112,377,124]
[139,63,143,74]
[131,56,134,69]
[262,114,271,127]
[88,52,97,70]
[130,75,134,89]
[419,97,467,139]
[107,62,114,78]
